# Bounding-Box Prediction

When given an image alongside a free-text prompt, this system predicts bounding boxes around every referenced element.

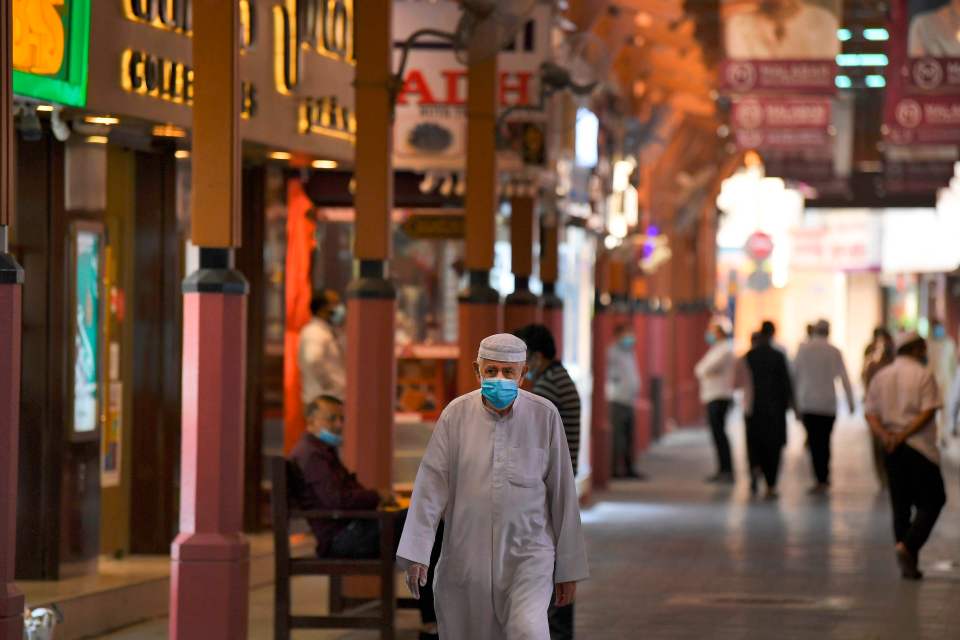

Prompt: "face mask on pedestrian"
[316,429,343,447]
[705,330,717,345]
[481,378,519,409]
[329,303,346,326]
[933,325,946,340]
[525,353,544,381]
[619,334,636,348]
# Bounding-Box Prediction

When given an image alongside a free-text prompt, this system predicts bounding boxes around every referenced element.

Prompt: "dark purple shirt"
[289,433,379,556]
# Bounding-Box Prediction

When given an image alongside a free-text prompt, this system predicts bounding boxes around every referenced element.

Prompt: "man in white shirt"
[793,319,855,494]
[865,332,946,580]
[725,0,840,60]
[297,289,346,405]
[695,320,736,483]
[606,324,644,479]
[909,0,960,58]
[398,334,589,639]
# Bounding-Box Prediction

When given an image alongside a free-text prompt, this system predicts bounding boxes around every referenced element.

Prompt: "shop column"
[344,0,395,490]
[170,2,249,638]
[458,56,502,394]
[590,248,614,490]
[504,191,539,332]
[540,204,563,357]
[0,4,24,635]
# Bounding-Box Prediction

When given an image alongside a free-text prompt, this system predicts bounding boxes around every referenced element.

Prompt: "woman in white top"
[695,320,737,483]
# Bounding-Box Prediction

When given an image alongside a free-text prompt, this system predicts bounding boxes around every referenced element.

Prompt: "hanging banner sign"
[731,96,833,150]
[392,0,551,171]
[721,0,840,94]
[885,0,960,145]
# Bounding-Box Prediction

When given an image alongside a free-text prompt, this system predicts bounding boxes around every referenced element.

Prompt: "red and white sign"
[721,60,837,94]
[732,97,832,130]
[790,213,881,272]
[745,231,774,262]
[392,0,550,171]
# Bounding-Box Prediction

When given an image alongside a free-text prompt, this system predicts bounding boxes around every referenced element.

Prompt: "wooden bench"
[270,457,417,640]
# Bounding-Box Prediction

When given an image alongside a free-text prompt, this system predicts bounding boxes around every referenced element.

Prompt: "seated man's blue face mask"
[316,429,343,448]
[481,378,519,409]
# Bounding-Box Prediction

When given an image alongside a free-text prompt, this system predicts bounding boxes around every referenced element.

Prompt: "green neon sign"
[12,0,91,108]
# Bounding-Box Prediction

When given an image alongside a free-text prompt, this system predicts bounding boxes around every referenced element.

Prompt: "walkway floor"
[99,415,960,639]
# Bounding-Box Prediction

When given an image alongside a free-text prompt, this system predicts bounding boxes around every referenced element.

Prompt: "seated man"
[289,394,440,638]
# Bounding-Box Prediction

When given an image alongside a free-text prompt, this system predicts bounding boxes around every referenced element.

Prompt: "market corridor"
[101,415,960,639]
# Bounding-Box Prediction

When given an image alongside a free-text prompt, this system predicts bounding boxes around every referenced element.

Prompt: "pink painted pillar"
[590,307,615,491]
[170,254,249,640]
[541,286,563,359]
[457,272,502,395]
[0,246,24,640]
[504,292,540,333]
[632,307,652,452]
[344,279,396,491]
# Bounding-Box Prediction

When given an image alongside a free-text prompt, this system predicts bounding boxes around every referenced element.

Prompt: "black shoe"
[896,544,923,580]
[625,470,648,481]
[419,632,439,640]
[705,472,735,484]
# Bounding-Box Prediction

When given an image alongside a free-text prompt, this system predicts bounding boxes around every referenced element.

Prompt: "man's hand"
[405,563,429,599]
[554,581,577,607]
[378,489,398,508]
[884,430,904,453]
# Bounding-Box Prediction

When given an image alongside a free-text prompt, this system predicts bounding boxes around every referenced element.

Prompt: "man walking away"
[793,319,855,494]
[606,324,645,479]
[695,319,736,483]
[742,331,794,499]
[514,324,581,640]
[865,332,946,580]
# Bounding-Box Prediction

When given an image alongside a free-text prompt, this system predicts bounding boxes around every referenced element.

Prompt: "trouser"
[885,446,946,558]
[746,417,782,489]
[801,413,836,485]
[871,433,888,488]
[327,511,442,624]
[706,398,733,474]
[548,601,574,640]
[610,401,635,476]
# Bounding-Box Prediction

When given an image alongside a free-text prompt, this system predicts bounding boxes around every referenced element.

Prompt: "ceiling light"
[84,115,119,125]
[36,104,54,112]
[153,124,186,138]
[311,159,338,169]
[837,28,852,42]
[836,53,888,67]
[835,75,853,89]
[863,28,889,41]
[86,135,109,144]
[175,150,190,159]
[865,74,886,88]
[635,12,652,28]
[268,151,292,161]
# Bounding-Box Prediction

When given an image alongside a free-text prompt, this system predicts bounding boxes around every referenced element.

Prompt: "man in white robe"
[397,333,589,640]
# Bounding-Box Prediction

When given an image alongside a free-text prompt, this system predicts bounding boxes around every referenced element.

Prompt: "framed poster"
[69,221,104,441]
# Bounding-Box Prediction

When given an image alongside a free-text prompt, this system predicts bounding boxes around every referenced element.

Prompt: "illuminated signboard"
[13,0,91,107]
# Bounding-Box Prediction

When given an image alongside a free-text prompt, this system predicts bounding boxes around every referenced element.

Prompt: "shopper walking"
[514,324,581,640]
[695,320,736,483]
[927,319,957,437]
[606,324,645,479]
[865,332,946,580]
[863,327,895,488]
[297,289,347,404]
[740,331,794,499]
[793,319,855,494]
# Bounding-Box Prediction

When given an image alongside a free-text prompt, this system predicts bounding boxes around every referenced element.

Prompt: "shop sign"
[392,0,551,170]
[71,224,102,439]
[744,231,774,262]
[400,211,465,239]
[790,212,881,272]
[85,0,356,158]
[731,96,833,151]
[13,0,91,107]
[720,0,840,94]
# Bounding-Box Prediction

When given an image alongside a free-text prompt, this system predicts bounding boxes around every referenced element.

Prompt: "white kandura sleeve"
[397,414,450,566]
[545,408,589,584]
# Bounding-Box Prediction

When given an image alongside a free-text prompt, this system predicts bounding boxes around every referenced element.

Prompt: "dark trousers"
[610,401,635,476]
[548,601,574,640]
[885,446,946,558]
[801,413,836,485]
[327,511,442,624]
[745,417,782,489]
[706,398,733,474]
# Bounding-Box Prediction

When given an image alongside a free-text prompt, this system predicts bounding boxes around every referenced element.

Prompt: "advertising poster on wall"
[885,0,960,145]
[73,227,101,437]
[720,0,840,94]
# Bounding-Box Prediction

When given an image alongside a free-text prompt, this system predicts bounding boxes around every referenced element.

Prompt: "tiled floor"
[99,415,960,639]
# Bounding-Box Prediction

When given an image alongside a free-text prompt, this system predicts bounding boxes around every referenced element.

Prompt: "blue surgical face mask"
[933,325,946,340]
[620,335,636,348]
[481,378,519,410]
[705,331,717,345]
[316,429,343,448]
[329,304,346,326]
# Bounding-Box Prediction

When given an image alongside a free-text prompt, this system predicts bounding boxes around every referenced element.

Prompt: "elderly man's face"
[474,358,527,384]
[308,399,345,437]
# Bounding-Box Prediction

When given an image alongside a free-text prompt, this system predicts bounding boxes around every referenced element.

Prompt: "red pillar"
[504,291,540,333]
[647,311,673,439]
[632,306,652,452]
[673,309,698,426]
[541,286,563,359]
[458,274,502,395]
[0,249,24,640]
[590,307,615,491]
[170,260,249,640]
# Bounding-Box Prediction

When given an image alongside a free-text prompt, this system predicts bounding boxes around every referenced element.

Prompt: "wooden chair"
[270,456,416,640]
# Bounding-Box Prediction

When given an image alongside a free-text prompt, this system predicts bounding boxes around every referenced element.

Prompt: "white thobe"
[397,389,589,640]
[297,317,346,404]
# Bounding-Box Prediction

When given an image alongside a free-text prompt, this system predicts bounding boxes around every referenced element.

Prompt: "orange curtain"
[283,179,316,453]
